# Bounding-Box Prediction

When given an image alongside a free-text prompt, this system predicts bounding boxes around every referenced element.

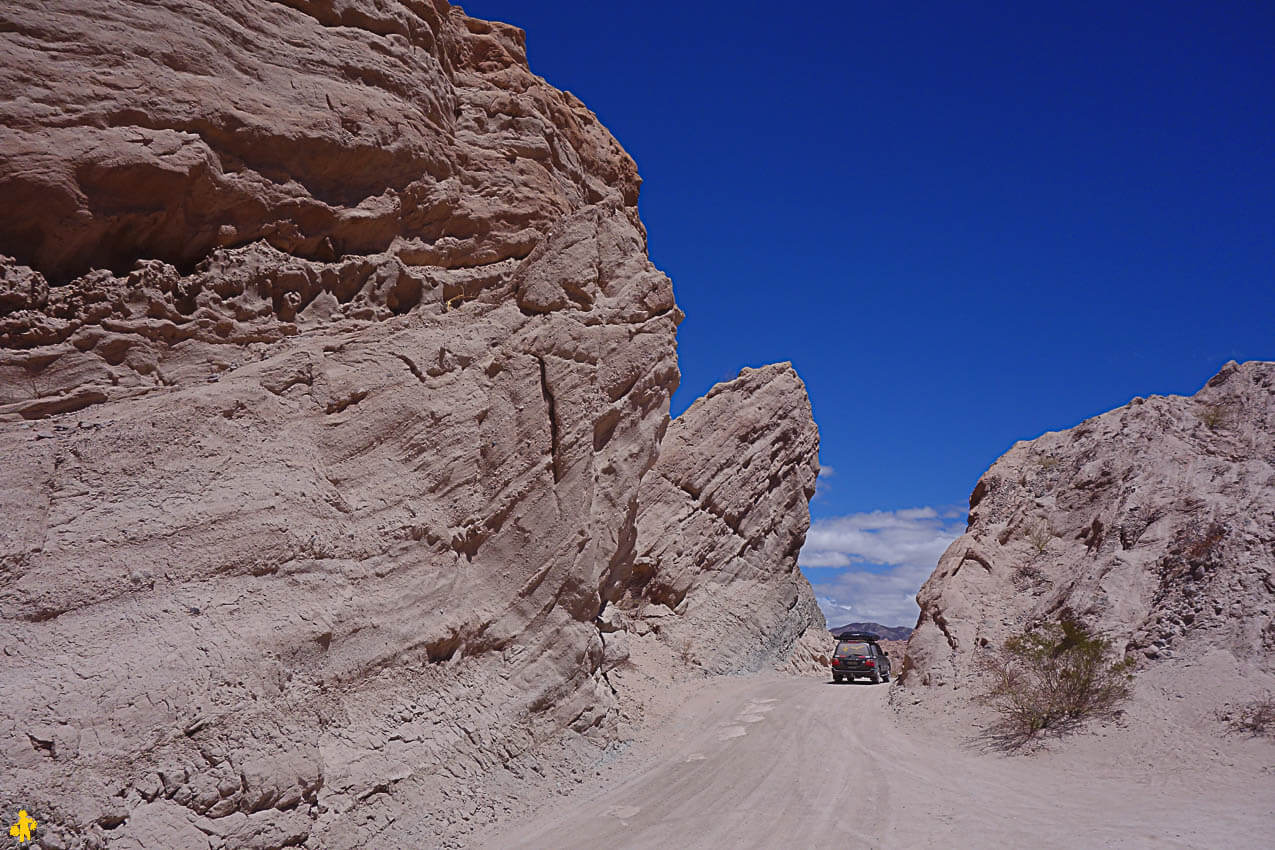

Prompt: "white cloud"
[798,551,851,567]
[812,562,941,629]
[812,464,835,501]
[817,596,856,615]
[800,506,964,627]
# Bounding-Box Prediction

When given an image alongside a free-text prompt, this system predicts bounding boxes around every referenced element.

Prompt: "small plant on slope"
[1196,401,1230,430]
[1223,695,1275,738]
[975,616,1134,747]
[1035,454,1062,471]
[1026,523,1053,555]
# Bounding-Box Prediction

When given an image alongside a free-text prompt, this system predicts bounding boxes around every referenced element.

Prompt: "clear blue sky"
[462,1,1274,624]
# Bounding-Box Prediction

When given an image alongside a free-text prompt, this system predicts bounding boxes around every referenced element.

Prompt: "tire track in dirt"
[480,677,896,849]
[475,675,1273,850]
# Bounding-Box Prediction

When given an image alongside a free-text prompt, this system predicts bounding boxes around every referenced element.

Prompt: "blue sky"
[462,1,1275,625]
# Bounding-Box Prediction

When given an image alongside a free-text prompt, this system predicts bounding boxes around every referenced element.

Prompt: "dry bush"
[1035,454,1062,471]
[1181,520,1226,563]
[1155,520,1228,597]
[675,637,698,667]
[1026,523,1053,555]
[1196,402,1230,430]
[976,617,1133,748]
[24,370,44,401]
[1011,563,1047,593]
[1224,695,1275,737]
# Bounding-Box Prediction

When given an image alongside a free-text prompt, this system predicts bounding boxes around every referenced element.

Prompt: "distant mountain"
[830,622,913,641]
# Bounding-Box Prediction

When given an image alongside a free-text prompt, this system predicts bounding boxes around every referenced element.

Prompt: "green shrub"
[976,617,1133,746]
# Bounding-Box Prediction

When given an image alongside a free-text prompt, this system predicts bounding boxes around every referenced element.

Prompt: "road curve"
[476,675,1270,849]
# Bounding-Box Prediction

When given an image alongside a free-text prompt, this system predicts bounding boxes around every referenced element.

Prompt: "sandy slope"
[475,674,1273,849]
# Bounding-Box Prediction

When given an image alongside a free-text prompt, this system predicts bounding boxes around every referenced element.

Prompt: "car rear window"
[835,641,871,658]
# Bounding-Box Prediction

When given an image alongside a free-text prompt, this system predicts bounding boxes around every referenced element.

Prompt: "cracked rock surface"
[627,363,831,675]
[900,360,1275,699]
[0,2,824,848]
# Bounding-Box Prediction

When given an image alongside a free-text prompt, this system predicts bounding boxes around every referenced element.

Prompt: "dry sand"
[474,671,1274,849]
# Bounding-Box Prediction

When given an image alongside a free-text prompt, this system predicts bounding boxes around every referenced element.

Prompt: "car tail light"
[864,660,875,667]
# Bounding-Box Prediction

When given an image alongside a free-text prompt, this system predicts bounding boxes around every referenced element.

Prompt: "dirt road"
[476,675,1272,849]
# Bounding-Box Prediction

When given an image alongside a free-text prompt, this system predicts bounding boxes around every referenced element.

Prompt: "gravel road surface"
[477,674,1271,849]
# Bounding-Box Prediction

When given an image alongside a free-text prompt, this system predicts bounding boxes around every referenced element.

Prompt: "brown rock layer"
[902,361,1275,692]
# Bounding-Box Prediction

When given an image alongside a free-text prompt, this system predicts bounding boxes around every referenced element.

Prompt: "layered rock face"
[0,3,823,848]
[0,0,651,392]
[903,361,1275,691]
[0,0,638,290]
[623,364,830,675]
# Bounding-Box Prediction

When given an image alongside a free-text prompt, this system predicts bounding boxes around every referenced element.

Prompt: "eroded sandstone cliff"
[902,361,1275,699]
[625,363,831,675]
[0,0,637,290]
[0,3,823,848]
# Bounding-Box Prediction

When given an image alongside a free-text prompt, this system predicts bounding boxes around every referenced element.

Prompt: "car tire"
[871,669,882,684]
[832,674,841,683]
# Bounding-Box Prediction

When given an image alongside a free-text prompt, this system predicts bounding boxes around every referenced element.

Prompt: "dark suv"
[830,631,892,684]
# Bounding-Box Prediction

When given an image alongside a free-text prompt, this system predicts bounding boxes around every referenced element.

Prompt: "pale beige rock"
[628,363,830,675]
[0,0,637,287]
[105,802,212,850]
[0,2,682,847]
[0,3,827,847]
[900,361,1275,710]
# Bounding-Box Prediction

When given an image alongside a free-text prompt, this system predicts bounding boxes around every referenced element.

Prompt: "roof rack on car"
[834,631,881,642]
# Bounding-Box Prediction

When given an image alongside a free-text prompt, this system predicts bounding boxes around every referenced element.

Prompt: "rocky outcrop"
[622,364,829,675]
[0,0,651,406]
[902,361,1275,691]
[0,0,637,289]
[0,3,823,848]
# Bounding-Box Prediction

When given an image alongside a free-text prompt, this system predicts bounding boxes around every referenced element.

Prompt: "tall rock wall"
[902,361,1275,694]
[0,3,825,848]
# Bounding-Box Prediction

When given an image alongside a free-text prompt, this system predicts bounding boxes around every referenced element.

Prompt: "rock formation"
[624,364,830,675]
[0,3,823,848]
[0,0,638,290]
[902,361,1275,696]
